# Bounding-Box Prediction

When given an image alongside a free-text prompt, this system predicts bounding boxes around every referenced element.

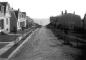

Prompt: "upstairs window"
[1,6,4,13]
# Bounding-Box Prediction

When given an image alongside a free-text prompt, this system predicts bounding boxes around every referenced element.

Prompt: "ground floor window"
[20,21,25,27]
[6,18,9,25]
[0,19,4,29]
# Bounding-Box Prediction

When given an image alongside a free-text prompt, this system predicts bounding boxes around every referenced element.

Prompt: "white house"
[17,12,26,30]
[0,2,11,33]
[14,9,27,31]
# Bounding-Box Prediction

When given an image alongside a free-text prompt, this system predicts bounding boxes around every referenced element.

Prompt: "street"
[10,27,81,60]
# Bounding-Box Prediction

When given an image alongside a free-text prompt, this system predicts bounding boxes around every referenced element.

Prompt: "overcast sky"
[1,0,86,19]
[1,0,86,25]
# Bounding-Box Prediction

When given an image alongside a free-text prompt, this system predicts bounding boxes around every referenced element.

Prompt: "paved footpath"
[10,27,81,60]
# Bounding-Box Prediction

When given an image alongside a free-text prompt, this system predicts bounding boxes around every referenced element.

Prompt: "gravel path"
[10,27,81,60]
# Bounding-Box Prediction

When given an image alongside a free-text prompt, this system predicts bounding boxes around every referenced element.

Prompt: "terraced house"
[83,14,86,29]
[14,9,27,31]
[0,2,11,33]
[0,2,27,33]
[50,11,82,30]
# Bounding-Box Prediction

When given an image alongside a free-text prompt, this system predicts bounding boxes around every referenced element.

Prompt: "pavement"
[0,28,36,60]
[10,27,82,60]
[0,42,14,56]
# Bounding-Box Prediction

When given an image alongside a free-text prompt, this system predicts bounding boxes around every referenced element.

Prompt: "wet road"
[11,27,81,60]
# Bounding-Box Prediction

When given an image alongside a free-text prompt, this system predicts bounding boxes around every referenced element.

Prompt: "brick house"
[50,11,82,30]
[0,2,11,33]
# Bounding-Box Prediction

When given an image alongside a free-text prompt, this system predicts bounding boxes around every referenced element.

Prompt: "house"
[19,12,26,30]
[0,2,27,33]
[14,9,26,31]
[0,2,11,33]
[50,11,82,30]
[26,16,34,28]
[83,14,86,29]
[57,13,82,28]
[10,10,17,33]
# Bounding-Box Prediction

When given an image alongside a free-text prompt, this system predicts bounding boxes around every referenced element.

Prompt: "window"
[6,18,8,24]
[18,22,20,26]
[6,28,8,31]
[1,6,4,13]
[0,6,1,11]
[20,22,25,27]
[21,14,23,18]
[0,19,4,29]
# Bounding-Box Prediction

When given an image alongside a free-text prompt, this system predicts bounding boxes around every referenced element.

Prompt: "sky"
[1,0,86,25]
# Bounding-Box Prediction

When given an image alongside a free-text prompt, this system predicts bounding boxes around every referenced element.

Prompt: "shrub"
[13,27,17,34]
[0,31,6,35]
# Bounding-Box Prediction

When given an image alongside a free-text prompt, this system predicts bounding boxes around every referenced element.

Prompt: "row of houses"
[0,2,32,33]
[49,10,86,31]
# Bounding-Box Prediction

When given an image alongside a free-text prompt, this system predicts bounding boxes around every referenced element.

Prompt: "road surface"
[11,27,81,60]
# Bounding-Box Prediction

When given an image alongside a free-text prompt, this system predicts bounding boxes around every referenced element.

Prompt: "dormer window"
[1,6,4,13]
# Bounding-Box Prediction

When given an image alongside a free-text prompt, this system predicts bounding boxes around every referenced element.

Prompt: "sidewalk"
[0,35,18,42]
[0,28,38,60]
[0,28,33,53]
[0,42,14,56]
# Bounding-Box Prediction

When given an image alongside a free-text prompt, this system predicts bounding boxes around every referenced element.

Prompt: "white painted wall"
[0,4,11,33]
[17,18,26,30]
[0,17,10,33]
[0,17,5,32]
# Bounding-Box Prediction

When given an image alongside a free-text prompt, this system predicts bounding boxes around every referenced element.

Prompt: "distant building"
[58,13,82,29]
[83,14,86,29]
[26,16,34,28]
[50,12,82,29]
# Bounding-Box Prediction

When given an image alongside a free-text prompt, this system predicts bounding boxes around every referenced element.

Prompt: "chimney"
[74,11,75,14]
[85,13,86,16]
[65,10,67,14]
[83,13,86,29]
[62,11,63,15]
[18,8,20,12]
[11,8,13,10]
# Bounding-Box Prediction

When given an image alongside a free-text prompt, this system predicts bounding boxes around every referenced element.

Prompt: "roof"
[22,12,26,15]
[0,2,8,13]
[54,13,81,19]
[0,2,7,6]
[10,11,17,19]
[14,10,19,19]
